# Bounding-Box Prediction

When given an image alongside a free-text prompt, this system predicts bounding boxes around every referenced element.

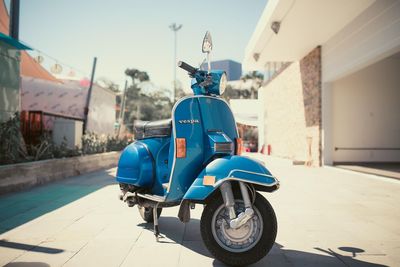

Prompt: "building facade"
[244,0,400,166]
[202,59,242,81]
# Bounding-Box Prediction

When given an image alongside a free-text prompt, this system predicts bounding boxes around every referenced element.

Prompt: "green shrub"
[0,113,130,166]
[0,113,28,164]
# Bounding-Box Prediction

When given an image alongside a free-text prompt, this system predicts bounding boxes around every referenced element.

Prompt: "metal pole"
[9,0,20,40]
[117,80,128,137]
[83,57,97,134]
[169,23,182,102]
[173,30,177,101]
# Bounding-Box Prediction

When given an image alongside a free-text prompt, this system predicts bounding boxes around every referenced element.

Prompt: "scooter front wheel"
[200,191,277,266]
[138,205,162,223]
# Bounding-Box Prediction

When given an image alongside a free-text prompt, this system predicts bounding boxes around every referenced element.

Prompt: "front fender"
[183,156,279,202]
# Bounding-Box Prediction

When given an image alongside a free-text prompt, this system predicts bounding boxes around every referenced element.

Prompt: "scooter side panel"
[166,96,239,202]
[116,141,154,187]
[140,137,170,196]
[166,97,205,201]
[182,155,279,201]
[197,97,238,165]
[197,97,238,139]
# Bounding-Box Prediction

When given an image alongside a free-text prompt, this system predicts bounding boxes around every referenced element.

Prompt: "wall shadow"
[0,168,116,234]
[138,216,388,267]
[4,262,50,267]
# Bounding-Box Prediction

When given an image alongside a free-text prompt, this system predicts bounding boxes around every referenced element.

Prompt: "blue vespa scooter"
[116,32,279,266]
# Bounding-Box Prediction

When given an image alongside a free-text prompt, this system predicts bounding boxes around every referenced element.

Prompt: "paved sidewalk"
[0,156,399,266]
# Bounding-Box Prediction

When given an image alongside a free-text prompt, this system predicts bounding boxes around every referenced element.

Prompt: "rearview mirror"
[202,31,213,53]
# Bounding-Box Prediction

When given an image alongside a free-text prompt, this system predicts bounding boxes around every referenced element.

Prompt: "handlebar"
[178,61,197,75]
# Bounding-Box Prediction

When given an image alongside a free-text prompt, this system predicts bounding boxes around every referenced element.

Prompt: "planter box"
[0,151,121,195]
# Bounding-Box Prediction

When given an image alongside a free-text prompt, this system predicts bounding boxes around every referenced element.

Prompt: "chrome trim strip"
[213,177,279,188]
[166,95,239,193]
[137,193,166,202]
[214,142,233,153]
[227,169,278,181]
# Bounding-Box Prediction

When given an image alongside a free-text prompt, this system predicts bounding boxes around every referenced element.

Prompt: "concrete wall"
[87,84,116,135]
[260,47,321,165]
[0,151,120,195]
[53,119,83,148]
[330,55,400,163]
[0,41,20,122]
[21,79,116,136]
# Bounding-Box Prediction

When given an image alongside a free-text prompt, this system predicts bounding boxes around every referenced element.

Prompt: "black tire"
[138,206,162,223]
[200,191,277,266]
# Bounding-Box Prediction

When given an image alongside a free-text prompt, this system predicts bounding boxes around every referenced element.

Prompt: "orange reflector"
[203,175,216,186]
[176,138,186,158]
[235,138,243,155]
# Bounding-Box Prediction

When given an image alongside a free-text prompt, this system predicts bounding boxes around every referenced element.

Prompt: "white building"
[244,0,400,166]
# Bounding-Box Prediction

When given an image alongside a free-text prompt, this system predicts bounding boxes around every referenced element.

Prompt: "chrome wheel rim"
[211,201,263,253]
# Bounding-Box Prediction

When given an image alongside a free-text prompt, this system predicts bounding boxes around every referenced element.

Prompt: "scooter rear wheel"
[200,191,277,266]
[138,206,162,223]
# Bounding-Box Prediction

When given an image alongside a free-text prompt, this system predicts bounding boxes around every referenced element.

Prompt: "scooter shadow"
[259,243,389,267]
[137,218,388,267]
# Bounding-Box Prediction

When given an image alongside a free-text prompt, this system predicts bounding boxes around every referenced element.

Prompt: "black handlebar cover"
[178,61,197,74]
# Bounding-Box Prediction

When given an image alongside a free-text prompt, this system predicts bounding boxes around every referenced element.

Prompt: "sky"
[7,0,267,92]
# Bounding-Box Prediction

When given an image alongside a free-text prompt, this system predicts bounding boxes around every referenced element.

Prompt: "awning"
[230,99,259,127]
[244,0,375,70]
[0,32,31,50]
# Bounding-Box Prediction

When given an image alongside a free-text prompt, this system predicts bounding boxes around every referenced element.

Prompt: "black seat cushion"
[134,119,172,139]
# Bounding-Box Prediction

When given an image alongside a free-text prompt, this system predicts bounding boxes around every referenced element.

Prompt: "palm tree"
[241,71,264,99]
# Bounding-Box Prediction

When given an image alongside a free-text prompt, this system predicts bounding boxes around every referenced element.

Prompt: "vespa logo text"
[178,119,200,124]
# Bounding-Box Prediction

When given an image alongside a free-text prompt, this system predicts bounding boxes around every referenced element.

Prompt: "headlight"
[219,72,227,95]
[207,71,227,96]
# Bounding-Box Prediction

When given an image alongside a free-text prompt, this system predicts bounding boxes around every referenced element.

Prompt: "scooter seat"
[134,119,172,139]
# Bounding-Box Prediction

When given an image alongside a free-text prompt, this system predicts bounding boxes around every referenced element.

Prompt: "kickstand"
[153,203,161,242]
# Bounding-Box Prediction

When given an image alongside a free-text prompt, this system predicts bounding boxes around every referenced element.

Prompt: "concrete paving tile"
[92,221,143,241]
[0,202,39,222]
[335,254,391,267]
[0,248,26,266]
[120,241,181,267]
[59,215,109,235]
[132,215,186,245]
[138,225,180,245]
[329,247,392,267]
[250,244,293,267]
[63,239,133,267]
[53,225,104,243]
[285,249,346,267]
[42,205,93,221]
[373,240,400,265]
[3,262,52,267]
[34,239,88,254]
[182,219,202,242]
[0,240,39,266]
[178,240,215,267]
[10,246,75,267]
[1,162,400,266]
[2,218,73,242]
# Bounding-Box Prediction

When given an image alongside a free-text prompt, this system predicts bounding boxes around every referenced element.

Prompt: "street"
[0,156,399,267]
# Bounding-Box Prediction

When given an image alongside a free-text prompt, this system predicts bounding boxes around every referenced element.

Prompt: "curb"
[323,165,400,184]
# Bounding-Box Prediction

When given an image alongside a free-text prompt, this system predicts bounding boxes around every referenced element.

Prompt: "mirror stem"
[207,53,211,74]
